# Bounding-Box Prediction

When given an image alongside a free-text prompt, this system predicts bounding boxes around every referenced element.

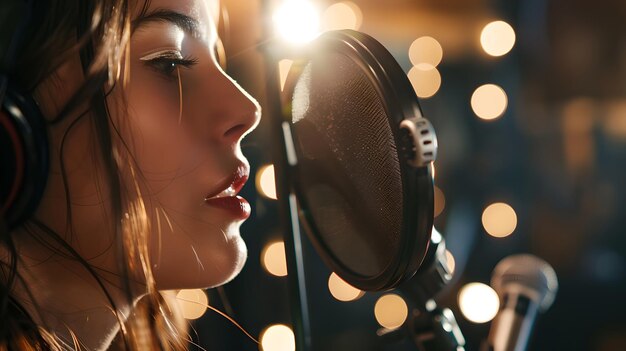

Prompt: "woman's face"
[36,0,260,291]
[121,0,262,290]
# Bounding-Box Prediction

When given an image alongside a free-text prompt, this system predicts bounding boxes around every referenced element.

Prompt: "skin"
[6,0,260,349]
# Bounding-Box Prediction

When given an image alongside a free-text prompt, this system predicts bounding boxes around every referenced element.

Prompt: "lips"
[205,163,250,200]
[204,163,251,219]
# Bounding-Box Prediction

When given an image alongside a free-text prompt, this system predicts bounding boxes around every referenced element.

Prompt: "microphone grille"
[491,254,558,311]
[290,51,404,277]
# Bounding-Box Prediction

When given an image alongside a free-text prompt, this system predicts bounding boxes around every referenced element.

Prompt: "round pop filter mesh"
[291,52,403,278]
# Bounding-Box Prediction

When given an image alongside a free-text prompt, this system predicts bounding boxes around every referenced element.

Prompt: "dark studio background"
[184,0,626,350]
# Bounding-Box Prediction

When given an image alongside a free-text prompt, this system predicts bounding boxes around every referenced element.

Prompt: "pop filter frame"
[282,30,437,291]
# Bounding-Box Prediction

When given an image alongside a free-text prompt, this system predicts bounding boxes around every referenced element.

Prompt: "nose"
[203,70,261,146]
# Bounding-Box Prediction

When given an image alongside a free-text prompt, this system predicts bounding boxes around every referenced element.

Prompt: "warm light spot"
[445,249,455,274]
[409,36,443,68]
[458,282,499,323]
[260,324,296,351]
[605,100,626,139]
[328,272,365,302]
[262,241,288,277]
[374,294,408,329]
[480,21,516,57]
[273,0,320,44]
[431,163,436,179]
[256,164,278,200]
[408,66,441,98]
[176,289,209,320]
[562,98,595,172]
[471,84,508,120]
[279,59,294,91]
[321,2,363,31]
[482,202,518,238]
[434,186,445,217]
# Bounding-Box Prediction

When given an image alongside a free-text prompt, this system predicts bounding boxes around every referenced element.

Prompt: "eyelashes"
[140,50,199,79]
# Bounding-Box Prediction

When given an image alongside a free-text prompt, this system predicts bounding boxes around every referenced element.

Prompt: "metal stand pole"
[259,1,312,349]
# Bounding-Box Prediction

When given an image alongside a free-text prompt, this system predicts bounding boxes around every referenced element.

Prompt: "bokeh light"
[176,289,209,320]
[374,294,408,329]
[273,0,320,44]
[471,84,508,120]
[408,66,441,98]
[279,59,294,91]
[480,20,516,57]
[605,100,626,139]
[262,241,288,277]
[321,1,362,31]
[458,282,499,323]
[434,186,445,217]
[256,164,278,200]
[409,36,443,68]
[328,272,365,302]
[482,202,518,238]
[445,249,455,274]
[260,324,296,351]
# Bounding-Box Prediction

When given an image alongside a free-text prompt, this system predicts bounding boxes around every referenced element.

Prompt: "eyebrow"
[132,9,203,39]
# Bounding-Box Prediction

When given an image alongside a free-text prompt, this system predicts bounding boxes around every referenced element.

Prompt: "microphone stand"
[379,232,466,351]
[258,1,312,350]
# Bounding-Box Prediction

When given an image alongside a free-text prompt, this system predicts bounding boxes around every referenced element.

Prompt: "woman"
[0,0,260,349]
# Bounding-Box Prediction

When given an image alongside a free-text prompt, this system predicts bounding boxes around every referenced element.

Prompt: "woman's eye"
[143,55,199,79]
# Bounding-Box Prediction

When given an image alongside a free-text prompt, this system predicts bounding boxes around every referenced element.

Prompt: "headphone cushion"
[0,88,49,230]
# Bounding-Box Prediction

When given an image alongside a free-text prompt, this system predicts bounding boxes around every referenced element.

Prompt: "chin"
[211,235,248,287]
[151,233,248,291]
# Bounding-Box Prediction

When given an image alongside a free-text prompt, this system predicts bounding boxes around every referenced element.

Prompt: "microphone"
[486,254,558,351]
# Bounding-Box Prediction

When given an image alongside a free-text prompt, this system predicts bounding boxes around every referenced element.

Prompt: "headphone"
[0,0,50,231]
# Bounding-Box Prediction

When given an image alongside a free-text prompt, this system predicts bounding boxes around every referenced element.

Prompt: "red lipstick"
[204,163,251,219]
[204,196,251,219]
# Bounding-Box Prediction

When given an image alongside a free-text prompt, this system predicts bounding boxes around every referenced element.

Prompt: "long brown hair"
[1,1,188,349]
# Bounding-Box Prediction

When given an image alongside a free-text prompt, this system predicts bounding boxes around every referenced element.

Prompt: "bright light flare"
[273,0,320,45]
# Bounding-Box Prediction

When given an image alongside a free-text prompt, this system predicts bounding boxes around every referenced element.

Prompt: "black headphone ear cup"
[0,88,49,230]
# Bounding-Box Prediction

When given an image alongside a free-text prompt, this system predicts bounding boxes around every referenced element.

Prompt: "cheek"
[123,72,197,174]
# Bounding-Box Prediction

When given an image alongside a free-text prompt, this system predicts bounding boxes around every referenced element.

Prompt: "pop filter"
[282,30,438,291]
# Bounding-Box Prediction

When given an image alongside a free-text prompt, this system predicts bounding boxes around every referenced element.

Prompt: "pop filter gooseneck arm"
[379,230,466,351]
[259,2,312,350]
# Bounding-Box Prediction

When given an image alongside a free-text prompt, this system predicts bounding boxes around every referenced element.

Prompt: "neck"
[4,231,138,351]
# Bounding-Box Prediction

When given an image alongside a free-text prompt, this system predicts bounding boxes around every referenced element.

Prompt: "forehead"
[136,0,220,29]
